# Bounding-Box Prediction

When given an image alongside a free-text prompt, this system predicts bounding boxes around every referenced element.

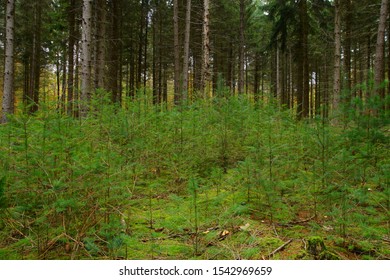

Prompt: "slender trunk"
[152,8,157,104]
[81,0,93,116]
[344,0,352,96]
[143,1,149,96]
[28,1,42,114]
[173,0,181,103]
[333,0,341,113]
[238,0,245,94]
[182,0,191,101]
[301,0,309,118]
[1,0,15,123]
[201,0,210,98]
[94,0,106,90]
[137,0,145,91]
[108,0,121,103]
[374,0,388,99]
[67,0,76,116]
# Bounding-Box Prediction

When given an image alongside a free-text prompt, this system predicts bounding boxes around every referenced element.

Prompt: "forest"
[0,0,389,260]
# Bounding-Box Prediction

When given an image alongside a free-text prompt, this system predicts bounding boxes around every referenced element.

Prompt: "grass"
[0,95,389,259]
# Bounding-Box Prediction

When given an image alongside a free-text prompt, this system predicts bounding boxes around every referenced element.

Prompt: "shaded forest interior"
[0,0,389,259]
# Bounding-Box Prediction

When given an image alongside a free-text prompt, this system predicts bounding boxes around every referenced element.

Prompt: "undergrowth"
[0,94,389,259]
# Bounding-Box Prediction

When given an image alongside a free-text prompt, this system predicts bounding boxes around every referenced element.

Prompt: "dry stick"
[268,239,293,259]
[290,215,316,225]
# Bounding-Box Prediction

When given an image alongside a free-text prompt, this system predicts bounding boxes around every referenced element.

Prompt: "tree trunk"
[94,0,106,91]
[333,0,341,113]
[1,0,15,123]
[344,0,352,95]
[238,0,245,94]
[173,0,181,104]
[81,0,93,116]
[182,0,192,101]
[201,0,210,98]
[108,0,121,103]
[297,0,309,119]
[67,0,76,116]
[27,1,42,114]
[374,0,388,99]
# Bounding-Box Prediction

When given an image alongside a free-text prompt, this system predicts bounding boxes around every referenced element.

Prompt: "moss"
[307,236,326,259]
[258,237,284,254]
[306,236,341,260]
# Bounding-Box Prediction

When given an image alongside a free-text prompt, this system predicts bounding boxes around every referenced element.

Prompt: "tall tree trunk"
[80,0,93,116]
[173,0,181,104]
[27,1,42,114]
[182,0,191,101]
[108,0,121,103]
[302,1,309,118]
[1,0,15,123]
[374,0,388,99]
[143,1,149,96]
[333,0,341,113]
[238,0,245,94]
[67,0,76,116]
[297,0,309,119]
[201,0,210,98]
[94,0,106,90]
[152,6,158,104]
[344,0,352,96]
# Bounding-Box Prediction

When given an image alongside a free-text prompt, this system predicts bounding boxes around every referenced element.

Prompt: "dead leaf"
[239,223,250,231]
[218,230,230,240]
[154,227,164,233]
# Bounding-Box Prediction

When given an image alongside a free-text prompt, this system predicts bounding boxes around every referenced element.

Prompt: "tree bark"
[182,0,192,101]
[1,0,15,123]
[67,0,76,116]
[173,0,181,104]
[374,0,388,98]
[238,0,245,94]
[108,0,121,103]
[27,1,42,114]
[333,0,341,113]
[81,0,93,116]
[297,0,309,119]
[201,0,210,98]
[344,0,352,95]
[94,0,106,91]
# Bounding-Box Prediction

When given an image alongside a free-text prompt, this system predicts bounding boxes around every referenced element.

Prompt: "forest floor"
[0,96,389,259]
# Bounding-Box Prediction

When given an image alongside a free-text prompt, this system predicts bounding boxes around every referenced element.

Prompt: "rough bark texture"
[81,0,93,116]
[1,0,15,123]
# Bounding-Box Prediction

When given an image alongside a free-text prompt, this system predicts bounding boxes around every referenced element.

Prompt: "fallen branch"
[290,215,316,225]
[268,239,293,259]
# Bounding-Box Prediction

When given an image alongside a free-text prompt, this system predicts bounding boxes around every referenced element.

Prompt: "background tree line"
[0,0,389,122]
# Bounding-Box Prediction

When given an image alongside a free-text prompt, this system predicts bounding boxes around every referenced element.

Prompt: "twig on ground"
[268,239,293,259]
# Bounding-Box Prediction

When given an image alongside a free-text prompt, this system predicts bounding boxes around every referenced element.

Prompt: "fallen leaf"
[154,227,164,232]
[239,223,250,231]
